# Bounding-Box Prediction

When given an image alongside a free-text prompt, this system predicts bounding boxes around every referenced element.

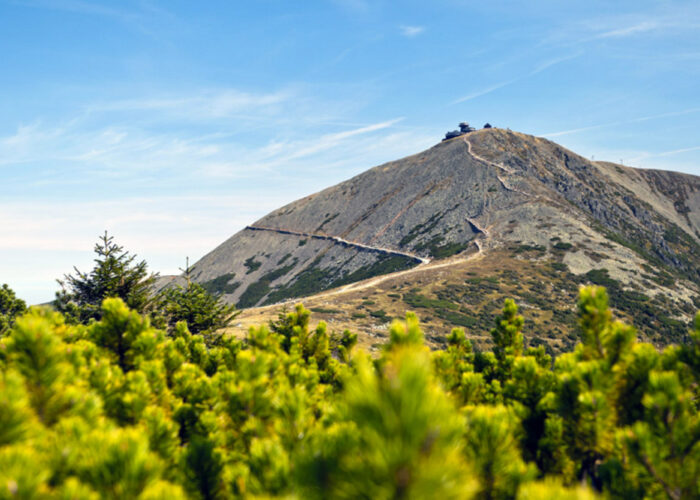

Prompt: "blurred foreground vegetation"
[0,283,698,499]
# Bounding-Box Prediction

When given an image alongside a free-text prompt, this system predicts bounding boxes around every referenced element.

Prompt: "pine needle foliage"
[0,284,26,335]
[157,282,238,343]
[55,231,157,323]
[155,259,238,344]
[0,285,697,498]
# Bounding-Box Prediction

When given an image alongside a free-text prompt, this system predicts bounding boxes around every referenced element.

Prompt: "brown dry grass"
[223,249,584,355]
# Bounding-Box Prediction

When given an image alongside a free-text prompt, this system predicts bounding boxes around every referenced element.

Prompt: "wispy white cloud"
[400,25,425,37]
[198,119,431,179]
[531,53,582,73]
[0,122,221,176]
[86,88,294,120]
[283,118,404,160]
[0,87,299,175]
[539,6,700,51]
[452,79,518,104]
[541,107,700,138]
[452,52,581,104]
[542,123,613,139]
[654,145,700,157]
[629,146,700,164]
[592,21,659,39]
[0,109,411,185]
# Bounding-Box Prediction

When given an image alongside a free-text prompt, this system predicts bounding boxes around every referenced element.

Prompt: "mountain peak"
[179,126,700,351]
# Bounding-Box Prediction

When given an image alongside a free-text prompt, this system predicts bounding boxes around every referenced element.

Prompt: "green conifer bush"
[0,284,26,335]
[155,259,238,344]
[55,232,157,323]
[0,285,697,498]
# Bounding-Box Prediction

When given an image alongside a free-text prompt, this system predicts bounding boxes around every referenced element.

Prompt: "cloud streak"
[542,107,700,138]
[592,21,659,39]
[629,146,700,164]
[452,53,581,104]
[400,25,425,37]
[282,118,404,161]
[452,79,518,104]
[0,108,411,185]
[86,88,295,120]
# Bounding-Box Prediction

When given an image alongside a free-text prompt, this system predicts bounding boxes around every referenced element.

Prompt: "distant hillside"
[169,127,700,352]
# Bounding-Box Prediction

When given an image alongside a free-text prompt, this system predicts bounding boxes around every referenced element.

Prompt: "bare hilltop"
[161,126,700,353]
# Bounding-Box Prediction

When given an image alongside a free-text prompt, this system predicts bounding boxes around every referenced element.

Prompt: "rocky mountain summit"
[172,127,700,351]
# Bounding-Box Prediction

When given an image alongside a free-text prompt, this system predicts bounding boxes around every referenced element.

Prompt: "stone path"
[246,225,431,264]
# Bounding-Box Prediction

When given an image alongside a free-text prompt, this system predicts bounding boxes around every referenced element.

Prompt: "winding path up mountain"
[463,136,530,198]
[463,136,514,174]
[242,239,484,310]
[463,136,533,204]
[463,136,565,208]
[245,225,431,264]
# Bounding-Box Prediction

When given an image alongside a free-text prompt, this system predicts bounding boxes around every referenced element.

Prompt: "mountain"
[173,127,700,353]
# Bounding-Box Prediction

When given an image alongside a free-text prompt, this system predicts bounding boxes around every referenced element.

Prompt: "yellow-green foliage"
[0,287,698,499]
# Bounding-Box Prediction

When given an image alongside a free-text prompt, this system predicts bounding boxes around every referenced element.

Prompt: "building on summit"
[442,121,482,141]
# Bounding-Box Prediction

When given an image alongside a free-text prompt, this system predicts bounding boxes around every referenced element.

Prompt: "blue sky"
[2,0,699,304]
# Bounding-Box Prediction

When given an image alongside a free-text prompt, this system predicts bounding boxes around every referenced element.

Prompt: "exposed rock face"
[182,128,700,314]
[466,131,700,280]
